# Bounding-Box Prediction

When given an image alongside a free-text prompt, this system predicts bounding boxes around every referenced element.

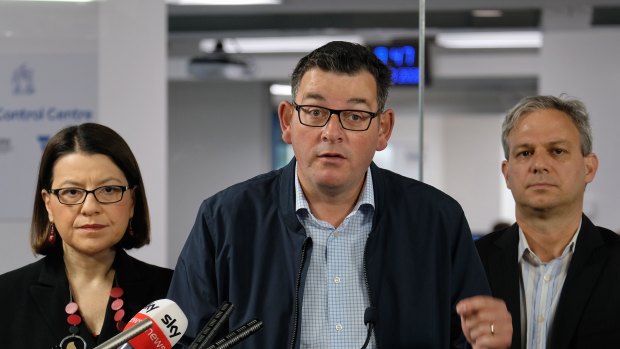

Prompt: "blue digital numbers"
[373,45,420,85]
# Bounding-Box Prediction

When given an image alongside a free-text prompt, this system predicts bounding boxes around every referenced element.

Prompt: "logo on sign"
[0,138,11,153]
[12,63,35,95]
[37,135,50,150]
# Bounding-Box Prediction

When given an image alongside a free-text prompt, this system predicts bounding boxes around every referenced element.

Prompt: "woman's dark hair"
[31,123,150,255]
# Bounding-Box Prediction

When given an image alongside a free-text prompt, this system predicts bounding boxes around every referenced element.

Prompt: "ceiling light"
[435,31,542,49]
[168,0,280,5]
[199,35,364,54]
[7,0,95,2]
[471,9,503,18]
[270,84,292,96]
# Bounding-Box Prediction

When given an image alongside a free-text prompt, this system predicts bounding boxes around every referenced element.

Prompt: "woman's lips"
[79,224,106,230]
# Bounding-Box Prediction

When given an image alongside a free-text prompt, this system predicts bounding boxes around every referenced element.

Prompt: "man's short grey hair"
[501,94,593,159]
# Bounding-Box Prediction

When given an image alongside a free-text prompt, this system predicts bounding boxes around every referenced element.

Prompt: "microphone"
[189,301,234,349]
[361,307,375,349]
[205,319,263,349]
[94,299,188,349]
[188,301,263,349]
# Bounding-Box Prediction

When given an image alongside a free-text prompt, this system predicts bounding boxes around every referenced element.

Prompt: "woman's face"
[42,152,134,256]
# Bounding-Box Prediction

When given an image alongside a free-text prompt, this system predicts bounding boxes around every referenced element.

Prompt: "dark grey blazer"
[0,249,172,349]
[476,215,620,349]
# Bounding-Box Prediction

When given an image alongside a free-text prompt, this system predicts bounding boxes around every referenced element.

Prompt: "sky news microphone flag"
[94,299,188,349]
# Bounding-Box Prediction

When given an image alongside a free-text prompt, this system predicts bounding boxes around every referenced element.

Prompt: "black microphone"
[205,319,263,349]
[189,301,234,349]
[361,307,375,349]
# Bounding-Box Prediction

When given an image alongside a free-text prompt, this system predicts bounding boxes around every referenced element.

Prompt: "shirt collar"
[294,163,375,214]
[517,218,582,264]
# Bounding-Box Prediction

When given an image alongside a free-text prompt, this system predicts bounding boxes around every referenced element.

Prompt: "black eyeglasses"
[292,102,379,131]
[48,185,131,205]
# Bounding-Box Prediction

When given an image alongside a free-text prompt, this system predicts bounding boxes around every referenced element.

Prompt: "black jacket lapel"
[30,254,72,343]
[489,225,522,349]
[549,215,606,349]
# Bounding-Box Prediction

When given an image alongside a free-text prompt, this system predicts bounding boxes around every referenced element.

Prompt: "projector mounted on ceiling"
[188,40,253,80]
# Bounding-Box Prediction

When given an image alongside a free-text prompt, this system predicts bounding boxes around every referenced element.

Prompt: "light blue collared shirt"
[296,166,376,349]
[518,222,581,349]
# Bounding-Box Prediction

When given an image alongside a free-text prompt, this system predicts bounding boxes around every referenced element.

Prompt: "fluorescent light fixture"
[199,35,364,54]
[270,84,292,96]
[471,9,503,18]
[168,0,280,5]
[8,0,94,2]
[435,31,542,49]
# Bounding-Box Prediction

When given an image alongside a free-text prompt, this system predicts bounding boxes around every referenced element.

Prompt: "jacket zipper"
[289,237,309,349]
[363,234,375,348]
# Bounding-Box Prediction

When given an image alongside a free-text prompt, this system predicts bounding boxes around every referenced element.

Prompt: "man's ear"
[375,109,395,151]
[278,101,294,145]
[501,160,511,189]
[584,152,598,184]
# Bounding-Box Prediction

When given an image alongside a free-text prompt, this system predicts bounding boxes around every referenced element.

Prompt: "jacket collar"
[495,214,607,349]
[30,249,140,345]
[550,214,606,349]
[31,253,71,339]
[279,158,303,233]
[490,224,522,349]
[279,159,383,234]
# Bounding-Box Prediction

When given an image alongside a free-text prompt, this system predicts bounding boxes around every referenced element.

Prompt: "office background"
[1,0,619,273]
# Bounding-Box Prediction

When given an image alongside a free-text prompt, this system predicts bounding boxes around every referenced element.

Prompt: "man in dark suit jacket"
[476,95,620,348]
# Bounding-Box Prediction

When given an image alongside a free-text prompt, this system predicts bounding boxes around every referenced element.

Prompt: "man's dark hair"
[291,41,392,111]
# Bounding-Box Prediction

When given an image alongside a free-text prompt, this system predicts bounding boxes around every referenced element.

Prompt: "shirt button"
[543,274,550,281]
[538,315,545,323]
[333,232,340,238]
[334,276,341,284]
[335,324,343,332]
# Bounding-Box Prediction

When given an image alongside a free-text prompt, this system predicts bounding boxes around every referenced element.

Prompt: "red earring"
[47,223,56,244]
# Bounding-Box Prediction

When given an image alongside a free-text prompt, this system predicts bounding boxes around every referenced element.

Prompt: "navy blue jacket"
[168,159,490,348]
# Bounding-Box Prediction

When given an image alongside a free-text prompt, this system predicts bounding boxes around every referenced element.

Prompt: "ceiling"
[166,0,620,106]
[168,0,620,57]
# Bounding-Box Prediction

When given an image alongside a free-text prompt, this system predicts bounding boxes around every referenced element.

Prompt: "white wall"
[0,2,98,273]
[441,114,507,234]
[98,0,168,267]
[386,95,515,236]
[540,29,620,232]
[167,80,272,266]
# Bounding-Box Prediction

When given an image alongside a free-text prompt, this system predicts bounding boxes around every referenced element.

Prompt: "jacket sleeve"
[167,200,219,345]
[450,208,492,349]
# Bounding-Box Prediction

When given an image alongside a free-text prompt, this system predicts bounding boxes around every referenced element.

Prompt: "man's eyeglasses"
[292,102,379,131]
[48,185,131,205]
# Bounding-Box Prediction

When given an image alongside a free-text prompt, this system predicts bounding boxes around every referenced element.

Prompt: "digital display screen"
[370,42,429,86]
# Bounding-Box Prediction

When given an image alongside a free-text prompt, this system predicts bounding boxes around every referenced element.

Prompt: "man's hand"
[456,296,512,349]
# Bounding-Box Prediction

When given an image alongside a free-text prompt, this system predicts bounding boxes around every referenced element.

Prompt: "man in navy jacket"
[168,41,511,348]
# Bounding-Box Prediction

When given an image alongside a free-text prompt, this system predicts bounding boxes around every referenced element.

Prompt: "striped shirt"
[518,222,581,349]
[297,166,376,349]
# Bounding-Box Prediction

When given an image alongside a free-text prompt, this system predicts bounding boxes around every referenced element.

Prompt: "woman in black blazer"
[0,123,173,348]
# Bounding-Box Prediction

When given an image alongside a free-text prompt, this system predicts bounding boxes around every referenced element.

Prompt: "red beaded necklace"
[64,284,126,335]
